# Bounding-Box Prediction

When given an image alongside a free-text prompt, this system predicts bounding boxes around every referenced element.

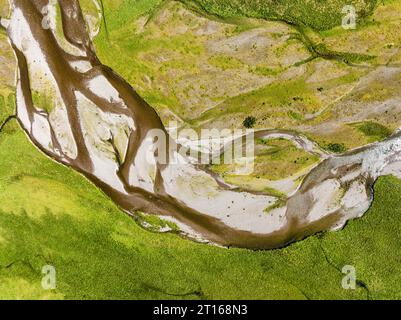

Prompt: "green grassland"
[320,0,401,64]
[211,138,320,188]
[183,0,377,30]
[0,26,15,126]
[351,121,393,143]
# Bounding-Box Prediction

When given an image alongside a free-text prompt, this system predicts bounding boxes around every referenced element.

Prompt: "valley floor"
[0,120,400,299]
[0,0,401,299]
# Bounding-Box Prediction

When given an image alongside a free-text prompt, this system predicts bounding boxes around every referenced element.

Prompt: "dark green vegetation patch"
[182,0,378,30]
[353,121,392,142]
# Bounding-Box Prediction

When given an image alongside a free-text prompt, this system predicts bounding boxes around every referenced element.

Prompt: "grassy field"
[0,120,401,299]
[211,138,320,195]
[182,0,378,30]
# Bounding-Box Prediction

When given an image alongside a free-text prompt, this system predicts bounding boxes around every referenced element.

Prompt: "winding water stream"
[4,0,401,249]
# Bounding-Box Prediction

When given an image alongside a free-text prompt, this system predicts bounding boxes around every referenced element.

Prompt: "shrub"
[326,143,347,153]
[243,116,256,129]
